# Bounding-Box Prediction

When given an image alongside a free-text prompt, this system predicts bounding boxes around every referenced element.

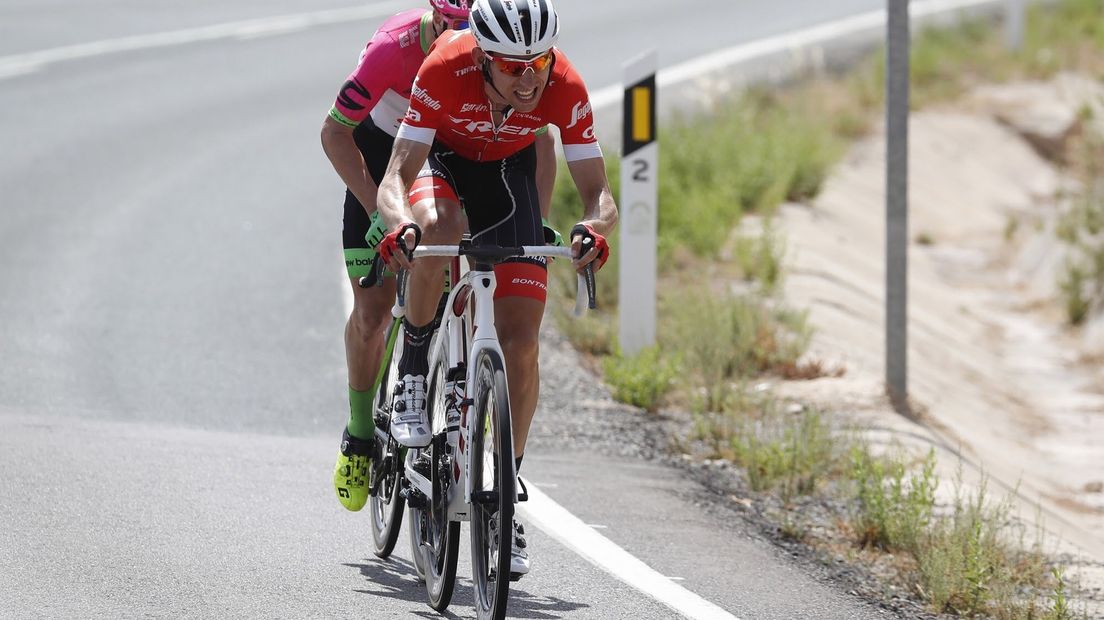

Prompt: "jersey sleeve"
[328,32,406,128]
[395,46,454,146]
[550,57,603,162]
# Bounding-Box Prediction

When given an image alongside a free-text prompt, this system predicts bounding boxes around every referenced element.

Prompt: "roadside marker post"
[619,50,658,357]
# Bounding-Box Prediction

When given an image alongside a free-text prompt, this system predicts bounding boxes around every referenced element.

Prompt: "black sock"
[515,455,524,475]
[398,318,433,377]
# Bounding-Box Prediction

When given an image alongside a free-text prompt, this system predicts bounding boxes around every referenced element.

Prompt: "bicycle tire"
[369,319,405,559]
[424,351,460,611]
[468,349,515,620]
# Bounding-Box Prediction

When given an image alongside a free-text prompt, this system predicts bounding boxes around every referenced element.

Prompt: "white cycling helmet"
[469,0,559,58]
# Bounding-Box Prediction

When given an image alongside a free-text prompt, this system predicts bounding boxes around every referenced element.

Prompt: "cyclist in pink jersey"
[324,0,559,513]
[374,0,617,578]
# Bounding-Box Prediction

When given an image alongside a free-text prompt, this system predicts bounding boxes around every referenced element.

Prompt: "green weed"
[603,346,678,412]
[849,446,937,552]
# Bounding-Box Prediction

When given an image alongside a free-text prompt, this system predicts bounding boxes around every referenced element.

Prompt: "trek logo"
[448,116,541,137]
[454,65,479,77]
[511,277,547,290]
[336,79,372,111]
[565,100,592,129]
[411,80,442,111]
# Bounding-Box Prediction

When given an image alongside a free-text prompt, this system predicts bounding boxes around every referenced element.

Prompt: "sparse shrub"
[662,287,811,412]
[849,446,937,552]
[603,346,678,412]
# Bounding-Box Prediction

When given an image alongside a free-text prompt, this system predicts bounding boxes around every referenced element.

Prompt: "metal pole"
[1005,0,1025,52]
[886,0,909,411]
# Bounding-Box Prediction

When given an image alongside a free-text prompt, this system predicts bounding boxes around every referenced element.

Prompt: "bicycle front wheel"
[369,318,405,558]
[424,347,460,610]
[469,350,515,620]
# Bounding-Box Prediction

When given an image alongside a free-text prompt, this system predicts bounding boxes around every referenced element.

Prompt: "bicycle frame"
[397,244,589,523]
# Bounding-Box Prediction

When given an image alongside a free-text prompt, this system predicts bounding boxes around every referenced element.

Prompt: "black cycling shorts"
[408,142,547,302]
[412,142,543,258]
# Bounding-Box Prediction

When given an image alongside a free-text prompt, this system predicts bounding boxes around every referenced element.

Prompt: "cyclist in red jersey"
[321,0,558,514]
[375,0,618,577]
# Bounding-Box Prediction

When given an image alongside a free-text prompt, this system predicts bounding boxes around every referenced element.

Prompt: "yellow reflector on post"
[632,86,651,143]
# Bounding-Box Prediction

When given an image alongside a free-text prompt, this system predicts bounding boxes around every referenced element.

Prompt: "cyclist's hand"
[379,222,422,272]
[364,210,388,250]
[570,223,609,273]
[542,217,564,247]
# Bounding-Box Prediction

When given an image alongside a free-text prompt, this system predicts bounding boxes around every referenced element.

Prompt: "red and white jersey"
[396,30,603,163]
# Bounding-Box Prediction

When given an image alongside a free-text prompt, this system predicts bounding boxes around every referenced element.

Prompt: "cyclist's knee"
[350,288,392,334]
[498,324,540,364]
[351,304,389,335]
[414,199,464,244]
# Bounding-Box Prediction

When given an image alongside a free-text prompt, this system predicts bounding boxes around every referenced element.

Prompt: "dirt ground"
[767,74,1104,604]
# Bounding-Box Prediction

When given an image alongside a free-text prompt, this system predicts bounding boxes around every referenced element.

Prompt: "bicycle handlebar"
[359,244,596,316]
[414,245,595,316]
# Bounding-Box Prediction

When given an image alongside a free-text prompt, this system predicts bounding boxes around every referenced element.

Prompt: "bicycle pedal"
[509,572,524,582]
[471,490,498,505]
[401,487,429,510]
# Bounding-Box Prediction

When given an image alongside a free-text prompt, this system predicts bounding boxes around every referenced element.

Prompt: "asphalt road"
[0,1,892,618]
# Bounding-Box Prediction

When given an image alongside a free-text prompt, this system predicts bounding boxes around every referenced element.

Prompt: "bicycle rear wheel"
[469,350,515,620]
[369,318,405,558]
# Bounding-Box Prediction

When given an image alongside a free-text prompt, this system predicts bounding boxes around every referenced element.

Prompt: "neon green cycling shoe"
[333,428,374,512]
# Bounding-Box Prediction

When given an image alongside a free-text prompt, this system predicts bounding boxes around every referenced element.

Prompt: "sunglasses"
[445,18,468,29]
[487,51,553,77]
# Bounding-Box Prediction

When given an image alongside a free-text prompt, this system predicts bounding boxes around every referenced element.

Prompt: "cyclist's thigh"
[458,143,542,250]
[408,146,464,237]
[453,143,548,302]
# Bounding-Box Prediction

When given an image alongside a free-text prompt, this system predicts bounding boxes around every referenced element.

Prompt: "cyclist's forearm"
[321,118,378,212]
[579,185,618,236]
[376,169,412,231]
[566,156,618,235]
[377,137,431,231]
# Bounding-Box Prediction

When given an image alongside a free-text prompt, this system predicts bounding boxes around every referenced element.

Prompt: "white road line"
[519,480,741,620]
[589,0,1004,112]
[0,1,411,79]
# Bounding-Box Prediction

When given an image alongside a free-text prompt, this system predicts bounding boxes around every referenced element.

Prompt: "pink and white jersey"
[328,9,436,136]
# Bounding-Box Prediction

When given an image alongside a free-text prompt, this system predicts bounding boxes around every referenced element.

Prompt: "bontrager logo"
[511,278,546,290]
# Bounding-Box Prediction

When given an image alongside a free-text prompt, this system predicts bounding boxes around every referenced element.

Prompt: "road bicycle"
[368,240,594,620]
